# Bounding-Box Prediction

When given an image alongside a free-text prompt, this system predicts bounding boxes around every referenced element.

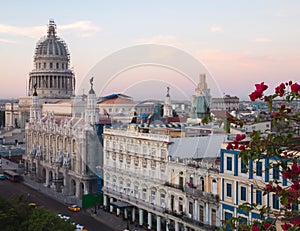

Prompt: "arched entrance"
[70,179,76,196]
[79,182,84,197]
[42,168,46,183]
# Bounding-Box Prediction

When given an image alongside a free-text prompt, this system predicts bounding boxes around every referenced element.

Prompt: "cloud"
[255,38,272,43]
[210,25,222,33]
[196,49,276,68]
[59,21,101,37]
[0,21,101,38]
[136,35,177,44]
[0,38,18,44]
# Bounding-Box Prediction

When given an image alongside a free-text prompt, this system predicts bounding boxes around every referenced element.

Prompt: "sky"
[0,1,299,101]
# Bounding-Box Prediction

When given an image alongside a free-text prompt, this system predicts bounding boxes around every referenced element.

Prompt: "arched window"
[200,177,205,191]
[212,179,217,194]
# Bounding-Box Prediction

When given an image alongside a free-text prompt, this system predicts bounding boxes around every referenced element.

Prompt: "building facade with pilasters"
[23,82,101,204]
[219,143,300,230]
[102,124,223,230]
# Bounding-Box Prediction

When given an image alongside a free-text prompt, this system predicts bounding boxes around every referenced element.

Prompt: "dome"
[28,20,75,99]
[34,20,69,63]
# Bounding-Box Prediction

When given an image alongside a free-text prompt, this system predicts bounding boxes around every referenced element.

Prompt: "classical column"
[103,195,108,207]
[139,209,143,226]
[45,169,49,186]
[75,180,80,198]
[132,207,136,222]
[174,221,179,231]
[156,216,161,231]
[205,203,209,223]
[110,198,113,213]
[194,200,198,220]
[147,212,152,230]
[117,208,120,216]
[124,208,128,219]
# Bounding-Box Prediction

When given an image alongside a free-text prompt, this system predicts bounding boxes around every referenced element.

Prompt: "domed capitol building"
[5,20,76,129]
[28,20,75,99]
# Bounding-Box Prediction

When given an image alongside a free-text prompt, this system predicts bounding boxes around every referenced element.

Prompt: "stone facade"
[102,124,221,231]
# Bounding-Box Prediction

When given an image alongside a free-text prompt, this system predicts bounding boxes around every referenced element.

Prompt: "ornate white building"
[102,124,223,231]
[23,81,101,204]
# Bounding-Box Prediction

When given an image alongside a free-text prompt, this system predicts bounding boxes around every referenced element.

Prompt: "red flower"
[236,134,246,142]
[226,142,233,150]
[239,145,246,151]
[281,223,291,231]
[249,91,260,101]
[263,222,271,230]
[252,225,260,231]
[266,184,273,191]
[249,82,268,101]
[282,172,290,179]
[275,83,286,97]
[291,82,300,93]
[234,140,239,149]
[270,112,280,118]
[293,219,300,226]
[255,82,268,92]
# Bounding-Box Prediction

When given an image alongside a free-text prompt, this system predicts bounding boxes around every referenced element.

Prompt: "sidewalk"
[88,207,147,231]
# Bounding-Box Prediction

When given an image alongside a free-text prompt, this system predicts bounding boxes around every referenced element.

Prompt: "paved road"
[0,179,113,231]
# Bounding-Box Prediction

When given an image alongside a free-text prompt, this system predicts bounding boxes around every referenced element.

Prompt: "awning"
[110,201,132,208]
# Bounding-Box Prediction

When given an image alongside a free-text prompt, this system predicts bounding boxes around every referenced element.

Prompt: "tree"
[0,195,75,231]
[222,81,300,231]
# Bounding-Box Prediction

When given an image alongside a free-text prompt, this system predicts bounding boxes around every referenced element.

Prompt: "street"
[0,180,113,231]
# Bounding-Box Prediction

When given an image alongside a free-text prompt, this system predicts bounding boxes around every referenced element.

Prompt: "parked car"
[28,202,37,208]
[68,204,81,212]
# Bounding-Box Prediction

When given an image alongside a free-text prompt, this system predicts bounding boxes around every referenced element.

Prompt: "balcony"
[164,209,217,230]
[184,186,220,202]
[164,182,184,191]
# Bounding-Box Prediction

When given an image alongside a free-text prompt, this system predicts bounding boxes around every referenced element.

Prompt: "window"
[225,212,232,231]
[227,157,232,171]
[241,187,246,201]
[200,177,205,191]
[151,190,156,204]
[199,205,204,221]
[273,194,279,209]
[211,209,216,226]
[142,188,147,200]
[160,194,165,208]
[256,161,262,176]
[256,190,262,205]
[226,183,232,197]
[273,166,280,180]
[56,63,59,69]
[50,62,53,69]
[241,161,247,173]
[189,202,193,216]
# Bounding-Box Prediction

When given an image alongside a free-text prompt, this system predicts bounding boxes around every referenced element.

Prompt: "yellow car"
[28,202,37,208]
[68,204,80,212]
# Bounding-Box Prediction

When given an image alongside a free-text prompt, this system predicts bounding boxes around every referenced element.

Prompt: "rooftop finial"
[89,77,95,94]
[166,86,170,97]
[47,19,56,37]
